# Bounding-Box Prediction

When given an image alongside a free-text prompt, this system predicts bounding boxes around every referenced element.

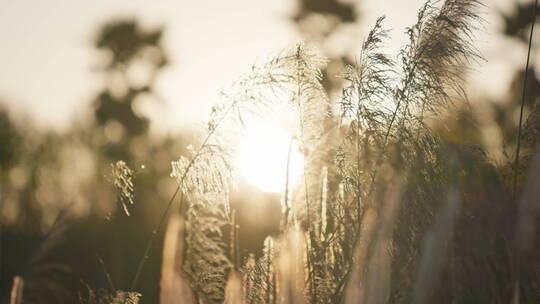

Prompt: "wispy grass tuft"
[111,160,135,216]
[117,0,539,303]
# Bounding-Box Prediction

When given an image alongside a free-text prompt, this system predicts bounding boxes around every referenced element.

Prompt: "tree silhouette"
[93,19,168,160]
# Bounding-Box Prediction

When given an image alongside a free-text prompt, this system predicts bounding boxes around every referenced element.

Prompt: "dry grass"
[8,0,540,303]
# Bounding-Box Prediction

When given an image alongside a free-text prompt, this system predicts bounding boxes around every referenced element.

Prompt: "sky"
[0,0,531,132]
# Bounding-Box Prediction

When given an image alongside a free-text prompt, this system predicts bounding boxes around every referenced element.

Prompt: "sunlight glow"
[237,123,304,193]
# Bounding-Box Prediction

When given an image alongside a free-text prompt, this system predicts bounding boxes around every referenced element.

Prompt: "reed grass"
[11,0,540,303]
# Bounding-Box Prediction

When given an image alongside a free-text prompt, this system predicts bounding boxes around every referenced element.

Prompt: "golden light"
[236,123,304,193]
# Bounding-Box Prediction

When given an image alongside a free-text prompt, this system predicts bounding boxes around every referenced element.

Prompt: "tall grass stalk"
[9,276,23,304]
[511,2,537,301]
[124,0,508,302]
[512,0,538,199]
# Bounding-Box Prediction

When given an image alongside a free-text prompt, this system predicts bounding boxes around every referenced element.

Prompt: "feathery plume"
[111,160,135,216]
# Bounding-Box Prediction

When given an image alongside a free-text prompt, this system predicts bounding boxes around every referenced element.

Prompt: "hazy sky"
[0,0,529,132]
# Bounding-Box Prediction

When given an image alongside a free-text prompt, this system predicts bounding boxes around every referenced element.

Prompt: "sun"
[236,123,304,193]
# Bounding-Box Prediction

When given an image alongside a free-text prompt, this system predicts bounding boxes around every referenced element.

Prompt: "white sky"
[0,0,530,132]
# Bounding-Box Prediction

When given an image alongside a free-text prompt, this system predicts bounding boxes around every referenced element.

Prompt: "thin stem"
[294,45,317,302]
[368,13,440,195]
[129,101,237,291]
[266,248,271,304]
[230,209,240,270]
[97,255,116,291]
[512,0,538,199]
[177,188,184,215]
[130,186,180,291]
[235,214,240,271]
[512,0,537,301]
[338,34,429,303]
[282,136,294,229]
[367,42,428,196]
[355,66,365,227]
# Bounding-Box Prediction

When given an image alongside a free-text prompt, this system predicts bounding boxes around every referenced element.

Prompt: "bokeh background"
[0,0,538,303]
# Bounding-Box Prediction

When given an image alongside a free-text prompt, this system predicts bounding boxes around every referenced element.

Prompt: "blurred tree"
[88,19,179,303]
[0,18,183,304]
[496,0,540,185]
[503,1,540,42]
[293,0,356,23]
[502,1,540,109]
[432,0,539,189]
[292,0,358,93]
[93,20,168,161]
[0,107,21,172]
